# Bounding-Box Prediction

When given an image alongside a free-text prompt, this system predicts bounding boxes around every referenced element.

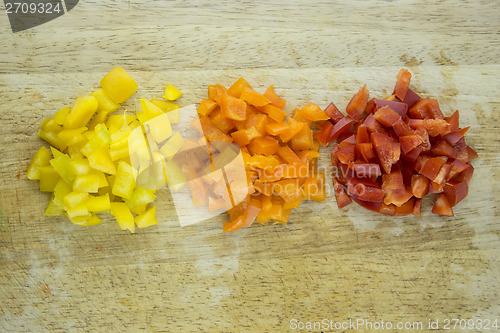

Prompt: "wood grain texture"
[0,1,499,332]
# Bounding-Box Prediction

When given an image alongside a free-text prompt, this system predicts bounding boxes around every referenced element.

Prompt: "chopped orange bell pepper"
[298,102,329,121]
[220,94,247,121]
[248,136,279,156]
[263,85,286,109]
[279,118,306,143]
[259,104,287,123]
[277,145,302,164]
[230,126,261,146]
[240,87,271,107]
[290,125,314,151]
[198,99,218,116]
[208,84,227,104]
[209,108,235,133]
[227,77,252,98]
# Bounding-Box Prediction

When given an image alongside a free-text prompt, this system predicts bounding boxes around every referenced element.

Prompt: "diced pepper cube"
[163,84,182,101]
[26,146,52,180]
[135,206,158,228]
[100,66,138,104]
[110,202,135,233]
[38,166,61,192]
[63,96,98,129]
[112,161,136,199]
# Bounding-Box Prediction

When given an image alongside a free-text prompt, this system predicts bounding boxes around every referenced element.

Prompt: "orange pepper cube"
[240,87,271,107]
[227,77,253,98]
[220,94,247,121]
[248,137,279,156]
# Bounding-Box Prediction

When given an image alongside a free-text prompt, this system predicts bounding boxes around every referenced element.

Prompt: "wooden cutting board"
[0,1,499,332]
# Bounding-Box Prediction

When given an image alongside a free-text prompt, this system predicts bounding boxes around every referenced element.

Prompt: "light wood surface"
[0,1,499,332]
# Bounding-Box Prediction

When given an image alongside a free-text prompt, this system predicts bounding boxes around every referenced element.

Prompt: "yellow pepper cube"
[70,158,91,175]
[100,66,138,104]
[166,108,180,124]
[53,106,71,126]
[110,147,129,161]
[130,204,148,215]
[53,179,72,208]
[106,114,136,133]
[163,84,182,101]
[37,128,60,148]
[73,174,101,193]
[164,159,186,191]
[135,206,158,228]
[50,146,64,159]
[38,165,61,192]
[50,154,75,185]
[63,191,89,210]
[67,213,103,226]
[63,96,98,129]
[57,127,88,151]
[93,171,108,188]
[44,195,65,216]
[150,98,180,113]
[87,148,116,175]
[140,98,164,121]
[144,113,172,144]
[88,111,107,131]
[87,193,111,212]
[110,202,135,233]
[112,161,136,199]
[26,146,52,180]
[160,132,184,160]
[91,88,120,115]
[125,187,156,208]
[41,118,63,133]
[66,203,89,219]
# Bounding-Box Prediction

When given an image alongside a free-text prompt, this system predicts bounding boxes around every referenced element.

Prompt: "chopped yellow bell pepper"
[50,146,64,159]
[87,148,116,175]
[150,98,180,113]
[164,159,186,191]
[88,111,107,131]
[160,132,184,160]
[112,161,136,199]
[87,193,111,212]
[130,204,148,215]
[53,106,70,126]
[125,187,156,208]
[44,194,65,216]
[41,118,63,133]
[166,108,180,124]
[26,146,51,180]
[73,174,101,193]
[57,127,88,151]
[53,178,72,209]
[37,120,61,148]
[66,203,89,219]
[110,202,135,233]
[100,66,138,104]
[63,191,89,210]
[163,84,182,101]
[140,98,165,121]
[91,88,120,115]
[50,154,75,185]
[144,113,172,144]
[38,165,61,192]
[135,206,157,228]
[70,158,92,175]
[63,96,98,129]
[67,213,103,227]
